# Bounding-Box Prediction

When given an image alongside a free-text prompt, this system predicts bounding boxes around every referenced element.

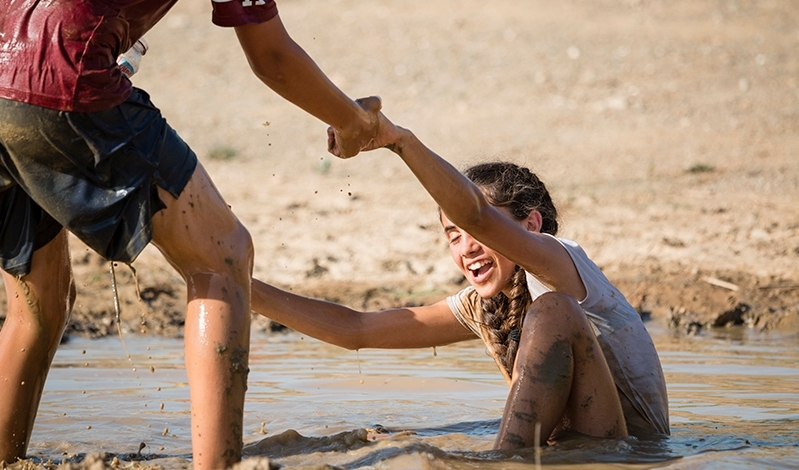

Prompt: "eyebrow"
[443,225,457,234]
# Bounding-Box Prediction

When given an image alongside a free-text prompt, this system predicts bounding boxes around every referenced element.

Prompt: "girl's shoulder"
[446,286,483,338]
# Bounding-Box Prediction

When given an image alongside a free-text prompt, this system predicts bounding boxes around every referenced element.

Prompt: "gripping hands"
[327,96,394,158]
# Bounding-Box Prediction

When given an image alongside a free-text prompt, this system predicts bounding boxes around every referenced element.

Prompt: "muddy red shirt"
[0,0,277,112]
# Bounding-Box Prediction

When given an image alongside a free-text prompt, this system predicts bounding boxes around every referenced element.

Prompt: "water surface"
[26,322,799,469]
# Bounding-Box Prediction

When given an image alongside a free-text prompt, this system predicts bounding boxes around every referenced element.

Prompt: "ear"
[524,210,543,233]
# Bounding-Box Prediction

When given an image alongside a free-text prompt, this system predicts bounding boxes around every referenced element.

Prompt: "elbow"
[342,328,373,351]
[319,313,372,351]
[236,19,298,91]
[248,52,289,89]
[337,313,383,350]
[336,336,364,351]
[342,344,362,352]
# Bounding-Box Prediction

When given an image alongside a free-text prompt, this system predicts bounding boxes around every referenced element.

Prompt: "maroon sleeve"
[211,0,278,27]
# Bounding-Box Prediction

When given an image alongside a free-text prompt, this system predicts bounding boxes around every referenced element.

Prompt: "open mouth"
[467,260,493,280]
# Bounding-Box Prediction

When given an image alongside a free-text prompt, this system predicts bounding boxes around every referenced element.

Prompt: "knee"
[226,220,254,275]
[199,219,254,283]
[522,292,586,332]
[528,292,582,316]
[53,254,77,331]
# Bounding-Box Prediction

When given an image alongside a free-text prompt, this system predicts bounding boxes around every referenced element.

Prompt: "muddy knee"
[216,220,254,281]
[529,292,581,314]
[525,292,585,323]
[526,291,600,348]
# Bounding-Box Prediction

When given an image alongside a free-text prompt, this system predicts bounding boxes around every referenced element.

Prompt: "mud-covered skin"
[495,293,627,449]
[218,343,250,461]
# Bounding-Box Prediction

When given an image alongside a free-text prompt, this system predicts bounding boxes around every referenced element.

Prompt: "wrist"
[388,127,413,154]
[382,126,413,158]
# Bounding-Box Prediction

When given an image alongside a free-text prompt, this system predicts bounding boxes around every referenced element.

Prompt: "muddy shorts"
[0,88,197,276]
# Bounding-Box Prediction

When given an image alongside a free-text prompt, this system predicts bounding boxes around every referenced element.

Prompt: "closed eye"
[443,224,461,245]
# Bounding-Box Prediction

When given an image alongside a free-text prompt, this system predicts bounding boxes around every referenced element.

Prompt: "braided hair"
[463,162,559,377]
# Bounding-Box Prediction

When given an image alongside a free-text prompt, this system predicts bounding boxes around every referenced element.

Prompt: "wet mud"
[5,327,799,470]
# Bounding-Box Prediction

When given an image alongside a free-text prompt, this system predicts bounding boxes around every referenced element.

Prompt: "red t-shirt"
[0,0,277,112]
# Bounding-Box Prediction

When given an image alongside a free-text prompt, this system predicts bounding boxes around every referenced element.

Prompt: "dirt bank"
[1,0,798,338]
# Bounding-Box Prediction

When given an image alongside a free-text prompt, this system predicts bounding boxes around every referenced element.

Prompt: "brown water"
[24,322,799,469]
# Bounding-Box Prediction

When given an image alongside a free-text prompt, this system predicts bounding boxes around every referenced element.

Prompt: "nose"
[459,232,481,258]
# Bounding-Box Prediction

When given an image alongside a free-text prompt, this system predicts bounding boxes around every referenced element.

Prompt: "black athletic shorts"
[0,88,197,276]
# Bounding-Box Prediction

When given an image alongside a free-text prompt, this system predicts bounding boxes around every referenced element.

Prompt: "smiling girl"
[252,99,669,448]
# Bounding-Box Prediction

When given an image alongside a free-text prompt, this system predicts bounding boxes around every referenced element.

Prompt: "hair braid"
[479,267,530,376]
[462,162,560,377]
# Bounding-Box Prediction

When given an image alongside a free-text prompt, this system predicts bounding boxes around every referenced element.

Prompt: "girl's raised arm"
[251,279,476,350]
[333,109,585,299]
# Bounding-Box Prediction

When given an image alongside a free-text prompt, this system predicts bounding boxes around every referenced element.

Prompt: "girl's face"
[441,207,526,299]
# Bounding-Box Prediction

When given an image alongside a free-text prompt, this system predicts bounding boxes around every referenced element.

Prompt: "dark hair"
[464,162,559,377]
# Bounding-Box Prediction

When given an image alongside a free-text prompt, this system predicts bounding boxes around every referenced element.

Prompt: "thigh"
[149,162,252,281]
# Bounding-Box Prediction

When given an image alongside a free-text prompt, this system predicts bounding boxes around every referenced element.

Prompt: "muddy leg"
[150,163,252,470]
[494,292,626,449]
[0,230,75,462]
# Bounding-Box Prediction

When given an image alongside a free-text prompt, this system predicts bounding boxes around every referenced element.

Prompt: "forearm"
[256,45,363,130]
[251,279,465,350]
[235,21,367,133]
[389,129,492,232]
[251,279,367,350]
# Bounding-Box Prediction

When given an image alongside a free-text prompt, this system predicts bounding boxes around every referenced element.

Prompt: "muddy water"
[25,322,799,469]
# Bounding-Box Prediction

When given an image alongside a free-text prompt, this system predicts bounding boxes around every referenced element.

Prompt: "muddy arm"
[251,279,475,350]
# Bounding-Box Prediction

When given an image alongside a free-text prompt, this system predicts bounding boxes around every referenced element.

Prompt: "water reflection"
[25,322,799,469]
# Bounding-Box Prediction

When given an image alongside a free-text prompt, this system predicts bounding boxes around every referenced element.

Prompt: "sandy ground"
[2,0,799,338]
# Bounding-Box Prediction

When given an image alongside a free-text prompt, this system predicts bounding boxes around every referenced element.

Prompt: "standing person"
[0,1,378,468]
[252,99,669,448]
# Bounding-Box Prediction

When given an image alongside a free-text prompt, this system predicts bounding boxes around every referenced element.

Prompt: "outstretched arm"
[251,279,476,350]
[330,109,585,299]
[234,15,378,157]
